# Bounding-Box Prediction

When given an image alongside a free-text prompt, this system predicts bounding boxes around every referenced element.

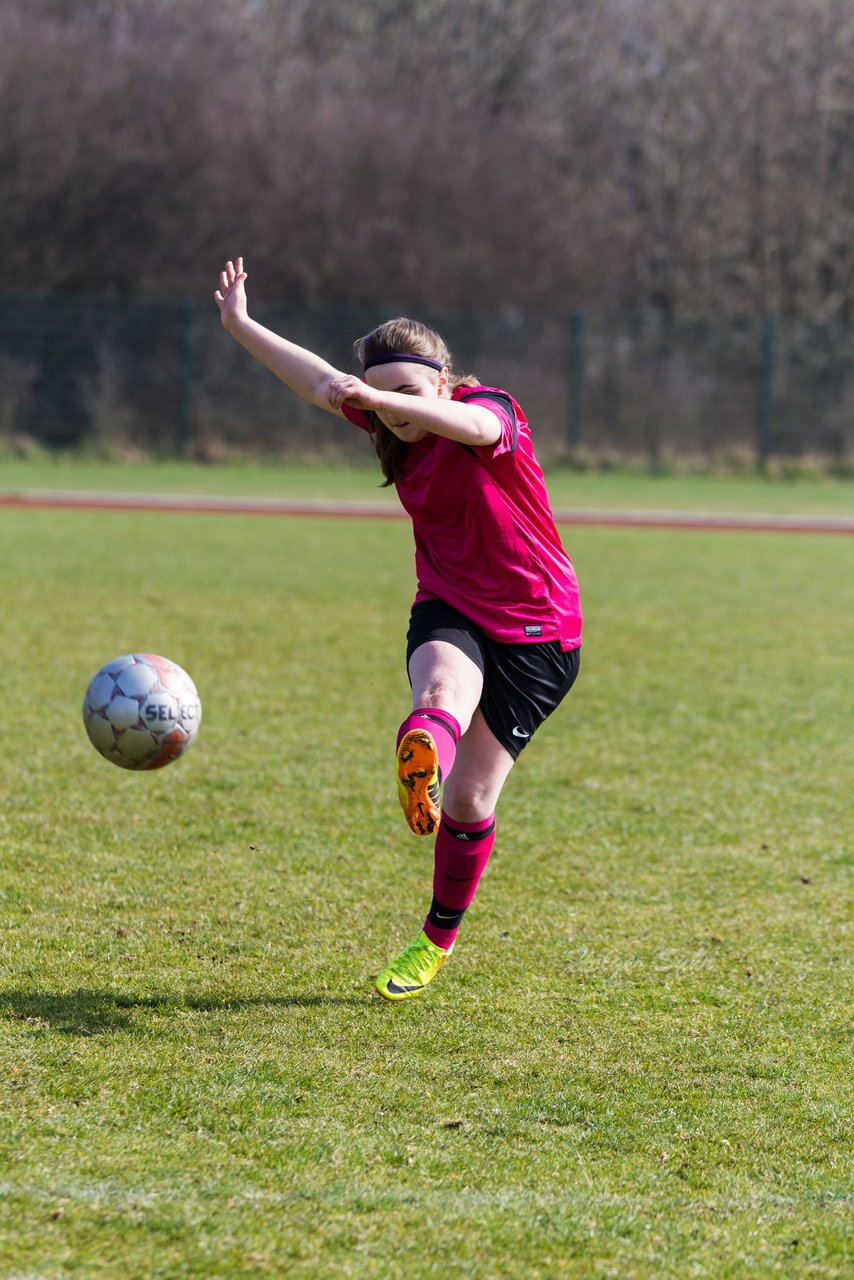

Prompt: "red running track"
[1,489,852,534]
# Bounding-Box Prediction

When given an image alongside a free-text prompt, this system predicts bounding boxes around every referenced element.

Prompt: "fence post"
[177,297,196,455]
[568,307,585,450]
[758,313,777,470]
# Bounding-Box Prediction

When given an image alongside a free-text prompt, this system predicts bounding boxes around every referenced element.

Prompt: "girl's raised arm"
[214,258,348,416]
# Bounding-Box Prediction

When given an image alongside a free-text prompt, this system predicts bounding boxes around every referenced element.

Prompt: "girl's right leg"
[395,640,483,835]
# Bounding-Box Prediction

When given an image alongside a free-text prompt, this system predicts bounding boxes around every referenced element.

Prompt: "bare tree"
[2,0,854,319]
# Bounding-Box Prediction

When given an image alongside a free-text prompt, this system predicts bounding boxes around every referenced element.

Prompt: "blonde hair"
[354,317,479,485]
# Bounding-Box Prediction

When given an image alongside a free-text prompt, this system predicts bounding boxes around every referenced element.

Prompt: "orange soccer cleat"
[396,728,441,835]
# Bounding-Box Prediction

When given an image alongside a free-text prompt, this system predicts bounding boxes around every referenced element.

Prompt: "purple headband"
[362,353,445,373]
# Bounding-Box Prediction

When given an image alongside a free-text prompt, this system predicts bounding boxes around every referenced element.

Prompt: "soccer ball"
[83,653,202,771]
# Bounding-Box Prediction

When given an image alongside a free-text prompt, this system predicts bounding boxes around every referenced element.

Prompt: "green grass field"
[1,482,852,1277]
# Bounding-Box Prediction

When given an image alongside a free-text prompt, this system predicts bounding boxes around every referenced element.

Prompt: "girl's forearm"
[225,316,343,409]
[376,391,499,446]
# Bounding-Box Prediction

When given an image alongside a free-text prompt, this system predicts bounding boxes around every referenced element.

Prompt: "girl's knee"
[415,680,456,708]
[411,676,481,730]
[444,799,493,825]
[443,778,501,824]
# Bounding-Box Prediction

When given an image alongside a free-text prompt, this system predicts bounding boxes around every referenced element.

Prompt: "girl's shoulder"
[453,384,524,417]
[453,382,514,402]
[452,385,528,457]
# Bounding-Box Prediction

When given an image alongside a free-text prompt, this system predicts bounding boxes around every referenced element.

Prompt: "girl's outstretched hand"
[326,374,382,413]
[214,258,248,331]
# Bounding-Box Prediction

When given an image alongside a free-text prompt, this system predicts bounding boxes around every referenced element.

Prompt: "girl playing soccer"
[215,258,582,1001]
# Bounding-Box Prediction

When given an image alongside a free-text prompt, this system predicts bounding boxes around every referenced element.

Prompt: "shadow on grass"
[0,988,372,1034]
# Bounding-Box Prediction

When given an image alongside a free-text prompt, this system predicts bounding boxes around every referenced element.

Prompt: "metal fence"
[1,295,853,466]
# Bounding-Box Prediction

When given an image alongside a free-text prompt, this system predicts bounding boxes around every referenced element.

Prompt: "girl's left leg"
[376,709,515,1002]
[440,708,516,822]
[421,710,514,949]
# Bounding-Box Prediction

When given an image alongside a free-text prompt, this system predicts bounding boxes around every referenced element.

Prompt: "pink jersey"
[342,386,582,649]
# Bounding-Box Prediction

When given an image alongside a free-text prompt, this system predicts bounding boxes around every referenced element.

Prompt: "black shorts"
[405,599,580,760]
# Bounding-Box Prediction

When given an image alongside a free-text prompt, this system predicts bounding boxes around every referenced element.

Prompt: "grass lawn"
[1,452,853,515]
[0,502,851,1278]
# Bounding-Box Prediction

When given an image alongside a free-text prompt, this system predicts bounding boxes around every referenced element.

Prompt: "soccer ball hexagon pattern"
[83,653,202,770]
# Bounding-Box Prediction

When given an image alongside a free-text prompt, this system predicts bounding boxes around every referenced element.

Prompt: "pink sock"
[423,813,496,949]
[396,707,460,783]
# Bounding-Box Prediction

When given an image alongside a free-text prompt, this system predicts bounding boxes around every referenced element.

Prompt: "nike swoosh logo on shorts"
[511,726,530,738]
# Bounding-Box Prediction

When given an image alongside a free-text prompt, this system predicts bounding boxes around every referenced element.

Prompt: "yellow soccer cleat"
[396,728,441,835]
[376,930,455,1001]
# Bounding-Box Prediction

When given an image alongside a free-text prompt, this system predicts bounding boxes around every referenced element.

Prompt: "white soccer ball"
[83,653,202,771]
